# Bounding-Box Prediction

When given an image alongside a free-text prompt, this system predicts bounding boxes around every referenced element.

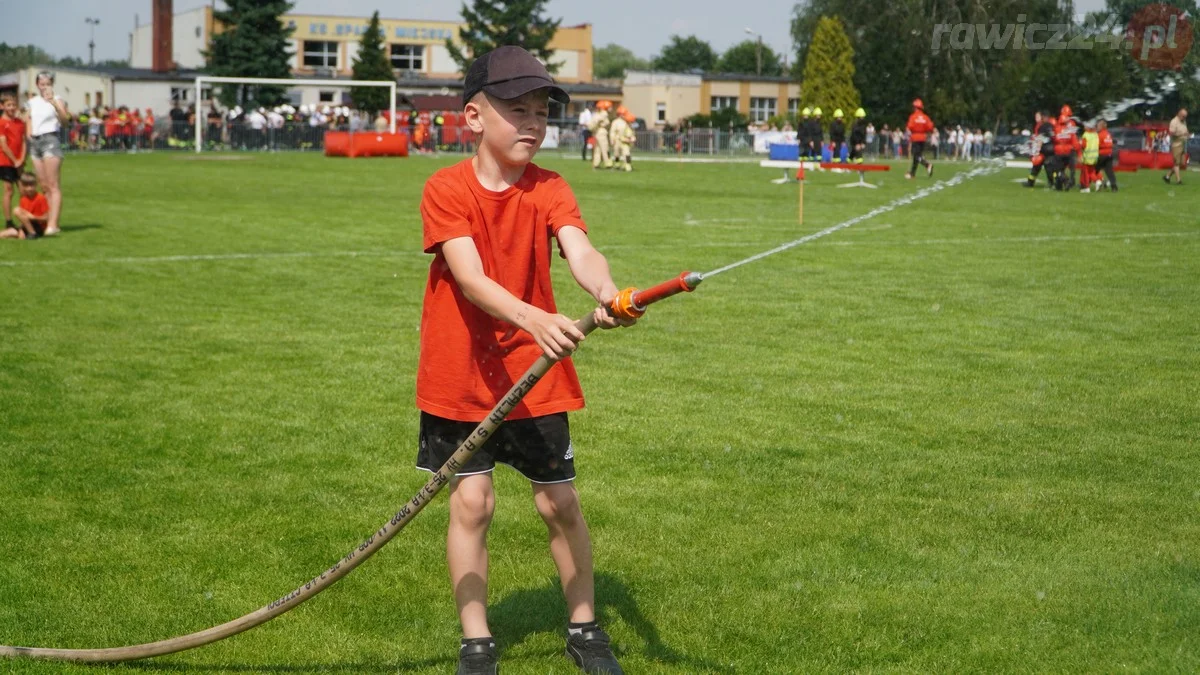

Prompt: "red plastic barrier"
[324,131,410,158]
[1118,149,1175,169]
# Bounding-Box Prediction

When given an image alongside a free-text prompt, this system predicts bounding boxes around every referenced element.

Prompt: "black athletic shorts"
[416,412,575,484]
[0,166,19,183]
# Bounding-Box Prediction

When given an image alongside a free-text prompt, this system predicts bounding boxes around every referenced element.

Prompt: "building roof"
[701,72,796,84]
[36,64,206,81]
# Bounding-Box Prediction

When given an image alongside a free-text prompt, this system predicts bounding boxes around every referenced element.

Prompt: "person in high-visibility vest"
[1080,122,1099,192]
[829,109,846,161]
[798,107,812,159]
[589,100,613,169]
[849,108,867,164]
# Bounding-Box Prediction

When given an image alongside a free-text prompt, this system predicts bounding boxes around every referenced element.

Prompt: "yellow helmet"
[833,109,844,119]
[854,107,866,118]
[812,107,822,116]
[801,107,811,116]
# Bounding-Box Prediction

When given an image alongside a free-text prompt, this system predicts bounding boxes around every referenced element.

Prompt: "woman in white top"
[26,71,69,235]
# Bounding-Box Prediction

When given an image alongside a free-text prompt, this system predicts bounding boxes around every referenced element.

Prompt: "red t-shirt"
[20,193,48,219]
[0,116,25,167]
[417,159,587,421]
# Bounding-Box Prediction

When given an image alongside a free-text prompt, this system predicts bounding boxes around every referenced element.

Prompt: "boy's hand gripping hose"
[0,272,700,664]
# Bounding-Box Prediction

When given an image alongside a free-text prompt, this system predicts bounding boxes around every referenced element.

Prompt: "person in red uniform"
[1025,110,1056,188]
[1096,119,1118,192]
[905,98,935,179]
[1052,105,1078,190]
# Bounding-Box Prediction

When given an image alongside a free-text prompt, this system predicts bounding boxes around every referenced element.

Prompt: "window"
[390,44,425,71]
[656,102,666,123]
[170,87,190,102]
[749,97,777,122]
[710,96,738,112]
[788,98,801,115]
[319,91,335,102]
[303,40,339,68]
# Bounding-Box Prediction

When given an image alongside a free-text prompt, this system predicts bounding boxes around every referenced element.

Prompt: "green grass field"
[1,151,1197,673]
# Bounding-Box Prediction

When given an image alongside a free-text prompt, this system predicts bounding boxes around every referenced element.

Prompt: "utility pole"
[86,18,100,66]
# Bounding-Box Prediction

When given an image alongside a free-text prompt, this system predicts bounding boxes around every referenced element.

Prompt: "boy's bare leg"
[532,482,595,623]
[2,182,12,223]
[12,206,34,238]
[35,156,63,233]
[448,474,495,639]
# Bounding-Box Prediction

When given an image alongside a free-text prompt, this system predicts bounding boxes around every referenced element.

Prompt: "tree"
[593,43,649,79]
[800,17,859,125]
[351,11,393,114]
[205,0,295,109]
[790,0,1072,126]
[652,35,717,73]
[1103,0,1200,118]
[0,43,57,72]
[716,39,783,76]
[445,0,561,74]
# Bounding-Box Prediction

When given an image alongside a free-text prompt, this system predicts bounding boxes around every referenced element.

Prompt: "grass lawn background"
[0,152,1197,673]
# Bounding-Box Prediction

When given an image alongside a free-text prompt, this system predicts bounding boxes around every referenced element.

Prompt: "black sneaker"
[565,626,623,674]
[457,638,498,675]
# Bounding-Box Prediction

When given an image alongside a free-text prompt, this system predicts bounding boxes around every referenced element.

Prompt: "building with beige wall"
[623,70,801,127]
[130,8,594,84]
[126,8,614,115]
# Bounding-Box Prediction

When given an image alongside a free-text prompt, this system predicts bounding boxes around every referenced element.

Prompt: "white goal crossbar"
[193,76,397,152]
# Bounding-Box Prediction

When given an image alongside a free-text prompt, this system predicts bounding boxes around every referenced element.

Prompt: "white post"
[389,82,396,134]
[194,79,202,153]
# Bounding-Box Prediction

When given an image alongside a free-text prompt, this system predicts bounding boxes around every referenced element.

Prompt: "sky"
[2,0,1108,67]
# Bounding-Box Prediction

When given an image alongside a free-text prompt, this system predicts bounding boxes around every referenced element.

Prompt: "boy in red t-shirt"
[1,173,48,239]
[0,93,28,231]
[418,46,633,675]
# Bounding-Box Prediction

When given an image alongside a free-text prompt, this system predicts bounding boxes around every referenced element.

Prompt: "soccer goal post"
[192,76,397,152]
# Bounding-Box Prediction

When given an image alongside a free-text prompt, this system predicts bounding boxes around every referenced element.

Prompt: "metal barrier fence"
[47,121,949,159]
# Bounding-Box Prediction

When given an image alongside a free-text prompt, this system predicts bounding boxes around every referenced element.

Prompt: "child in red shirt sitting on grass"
[2,172,49,239]
[417,46,634,675]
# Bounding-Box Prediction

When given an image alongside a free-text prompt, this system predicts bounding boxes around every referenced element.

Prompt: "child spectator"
[0,93,28,231]
[2,172,48,239]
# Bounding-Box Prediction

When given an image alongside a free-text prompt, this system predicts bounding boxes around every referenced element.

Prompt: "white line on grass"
[6,231,1190,269]
[0,250,418,268]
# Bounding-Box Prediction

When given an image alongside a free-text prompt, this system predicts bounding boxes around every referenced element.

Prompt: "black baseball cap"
[462,46,569,107]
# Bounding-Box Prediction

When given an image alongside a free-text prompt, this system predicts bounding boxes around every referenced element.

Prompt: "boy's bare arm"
[0,136,15,165]
[557,226,635,329]
[440,236,586,360]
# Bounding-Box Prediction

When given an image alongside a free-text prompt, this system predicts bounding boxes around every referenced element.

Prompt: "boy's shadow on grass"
[119,573,725,673]
[489,571,731,673]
